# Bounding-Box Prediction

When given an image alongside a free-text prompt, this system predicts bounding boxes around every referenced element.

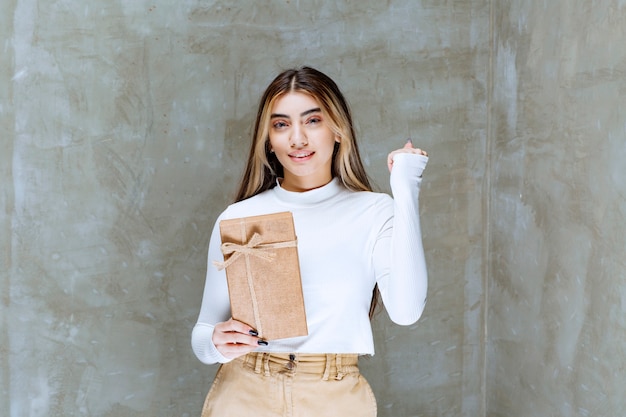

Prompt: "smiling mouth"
[289,151,314,159]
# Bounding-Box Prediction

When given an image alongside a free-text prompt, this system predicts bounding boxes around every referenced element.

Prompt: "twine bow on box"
[213,233,297,271]
[212,232,298,338]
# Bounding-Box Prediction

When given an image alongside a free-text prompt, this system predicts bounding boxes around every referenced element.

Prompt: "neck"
[279,176,333,192]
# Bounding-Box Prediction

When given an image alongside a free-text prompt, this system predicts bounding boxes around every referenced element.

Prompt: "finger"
[219,343,261,359]
[404,146,429,157]
[215,318,256,335]
[412,148,428,157]
[213,319,263,345]
[387,148,404,173]
[404,139,414,149]
[213,325,256,342]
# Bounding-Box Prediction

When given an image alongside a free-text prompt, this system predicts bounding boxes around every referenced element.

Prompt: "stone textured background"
[1,1,623,417]
[487,1,626,416]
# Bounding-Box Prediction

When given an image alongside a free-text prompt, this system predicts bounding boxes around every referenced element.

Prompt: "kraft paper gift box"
[214,211,308,341]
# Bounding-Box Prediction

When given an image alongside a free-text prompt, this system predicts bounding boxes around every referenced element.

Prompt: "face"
[268,92,339,192]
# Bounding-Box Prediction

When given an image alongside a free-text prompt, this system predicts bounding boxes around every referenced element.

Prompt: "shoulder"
[218,190,275,220]
[347,188,392,204]
[340,188,393,215]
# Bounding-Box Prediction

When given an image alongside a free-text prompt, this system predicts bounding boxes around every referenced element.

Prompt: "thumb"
[404,139,413,149]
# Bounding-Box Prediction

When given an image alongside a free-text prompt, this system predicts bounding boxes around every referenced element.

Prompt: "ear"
[335,135,341,143]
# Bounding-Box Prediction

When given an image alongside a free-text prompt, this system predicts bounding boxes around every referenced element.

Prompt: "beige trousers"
[201,353,377,417]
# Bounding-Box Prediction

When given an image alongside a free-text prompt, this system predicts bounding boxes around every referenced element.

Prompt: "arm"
[191,215,263,364]
[374,143,429,325]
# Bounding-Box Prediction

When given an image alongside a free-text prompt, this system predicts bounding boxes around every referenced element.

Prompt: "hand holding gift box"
[213,211,308,341]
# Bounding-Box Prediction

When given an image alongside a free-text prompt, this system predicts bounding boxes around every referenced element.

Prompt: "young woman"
[192,66,428,416]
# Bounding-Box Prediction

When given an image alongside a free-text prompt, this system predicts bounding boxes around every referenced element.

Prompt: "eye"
[306,116,322,125]
[272,120,288,129]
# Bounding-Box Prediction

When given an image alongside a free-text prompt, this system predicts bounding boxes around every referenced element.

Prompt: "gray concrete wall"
[487,1,626,416]
[2,0,623,416]
[2,2,488,416]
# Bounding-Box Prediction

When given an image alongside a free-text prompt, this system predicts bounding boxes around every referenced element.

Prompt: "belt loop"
[322,354,332,381]
[335,354,346,381]
[263,353,271,377]
[253,353,262,374]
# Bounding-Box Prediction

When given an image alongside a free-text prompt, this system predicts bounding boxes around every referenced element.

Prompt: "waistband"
[237,352,359,381]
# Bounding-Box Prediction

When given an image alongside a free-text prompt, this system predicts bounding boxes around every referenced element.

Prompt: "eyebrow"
[270,107,321,119]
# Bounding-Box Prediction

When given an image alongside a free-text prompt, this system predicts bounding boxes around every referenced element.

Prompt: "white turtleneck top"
[192,153,428,364]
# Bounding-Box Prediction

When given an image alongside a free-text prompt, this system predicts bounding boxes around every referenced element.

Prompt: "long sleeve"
[374,152,429,325]
[191,216,234,365]
[191,323,231,364]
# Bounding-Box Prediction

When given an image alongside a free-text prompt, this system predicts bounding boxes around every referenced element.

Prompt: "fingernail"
[249,330,258,337]
[406,138,412,144]
[257,339,269,346]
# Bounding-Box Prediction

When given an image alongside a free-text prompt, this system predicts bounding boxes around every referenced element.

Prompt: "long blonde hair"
[235,66,372,201]
[233,66,380,318]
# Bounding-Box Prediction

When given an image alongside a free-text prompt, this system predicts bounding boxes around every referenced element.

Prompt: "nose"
[289,125,308,148]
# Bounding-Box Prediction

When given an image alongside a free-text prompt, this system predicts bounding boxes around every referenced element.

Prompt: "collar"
[272,177,344,206]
